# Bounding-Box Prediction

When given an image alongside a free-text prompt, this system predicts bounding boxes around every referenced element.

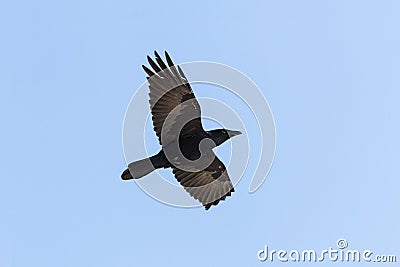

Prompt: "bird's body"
[122,51,241,210]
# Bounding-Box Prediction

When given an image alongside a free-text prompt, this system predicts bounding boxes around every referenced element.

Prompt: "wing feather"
[172,153,235,210]
[143,51,204,146]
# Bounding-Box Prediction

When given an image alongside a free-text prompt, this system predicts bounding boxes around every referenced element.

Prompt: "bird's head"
[207,129,242,147]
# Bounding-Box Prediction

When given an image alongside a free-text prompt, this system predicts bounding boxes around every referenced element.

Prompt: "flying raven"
[121,51,242,210]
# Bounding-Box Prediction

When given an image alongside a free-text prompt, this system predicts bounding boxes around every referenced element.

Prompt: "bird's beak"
[227,130,242,138]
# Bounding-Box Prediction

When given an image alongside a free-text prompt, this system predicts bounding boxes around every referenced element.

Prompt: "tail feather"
[121,168,134,180]
[122,158,155,180]
[121,152,167,180]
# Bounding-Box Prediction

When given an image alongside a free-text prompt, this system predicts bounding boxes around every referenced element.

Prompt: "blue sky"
[1,0,399,266]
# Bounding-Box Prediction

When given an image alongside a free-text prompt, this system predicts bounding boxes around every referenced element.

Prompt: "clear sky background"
[1,0,399,266]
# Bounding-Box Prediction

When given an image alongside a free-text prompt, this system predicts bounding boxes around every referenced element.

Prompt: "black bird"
[121,51,242,210]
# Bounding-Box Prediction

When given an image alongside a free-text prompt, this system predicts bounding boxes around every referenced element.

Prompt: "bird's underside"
[123,51,235,210]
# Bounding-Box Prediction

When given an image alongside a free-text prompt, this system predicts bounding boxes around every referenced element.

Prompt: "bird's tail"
[121,153,166,180]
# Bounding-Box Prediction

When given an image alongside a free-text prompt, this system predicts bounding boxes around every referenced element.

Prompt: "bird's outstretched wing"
[143,51,204,146]
[172,152,235,210]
